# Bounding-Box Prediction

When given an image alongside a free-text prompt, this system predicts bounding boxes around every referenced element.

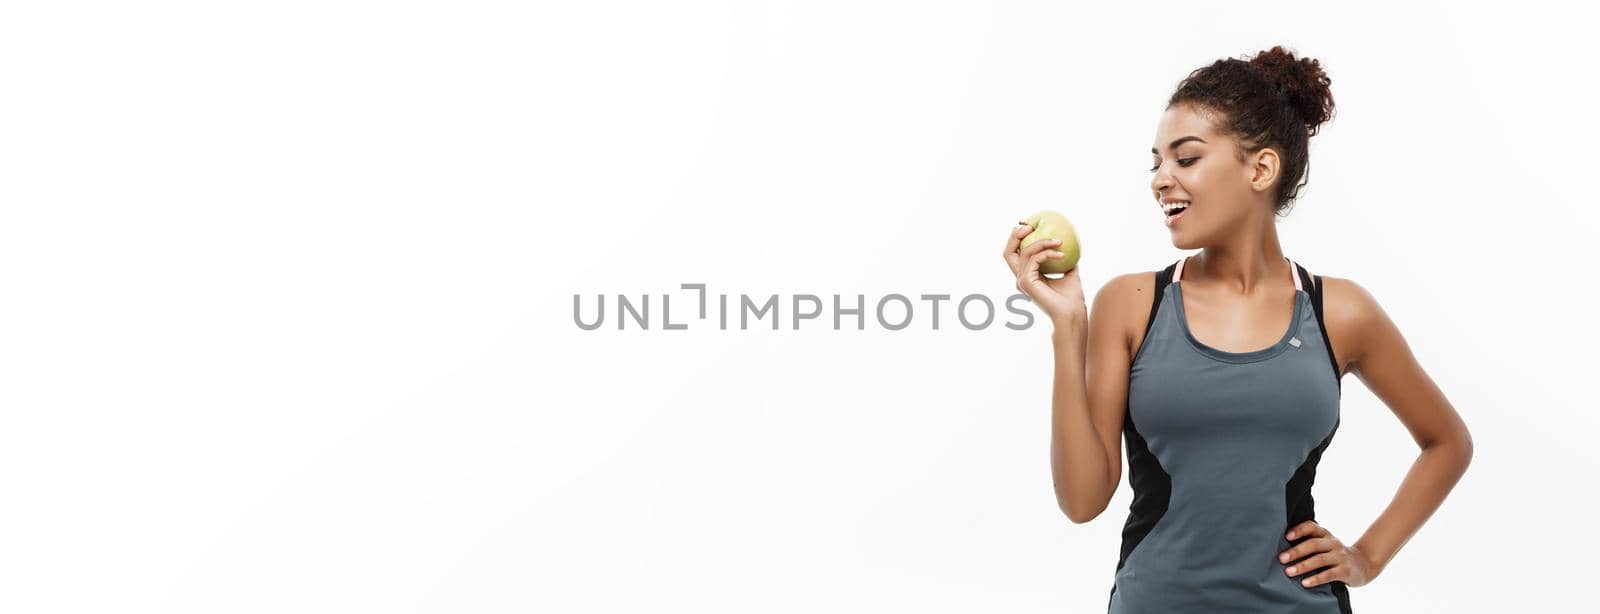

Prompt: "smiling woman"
[1152,46,1335,221]
[1006,44,1473,614]
[1110,47,1359,614]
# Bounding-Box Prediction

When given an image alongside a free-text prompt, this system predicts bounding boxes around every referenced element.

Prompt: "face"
[1149,104,1279,247]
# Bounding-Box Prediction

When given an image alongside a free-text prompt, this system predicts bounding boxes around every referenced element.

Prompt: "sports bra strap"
[1143,262,1177,342]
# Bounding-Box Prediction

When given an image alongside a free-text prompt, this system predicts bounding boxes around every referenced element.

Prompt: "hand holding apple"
[1003,210,1086,325]
[1019,210,1081,275]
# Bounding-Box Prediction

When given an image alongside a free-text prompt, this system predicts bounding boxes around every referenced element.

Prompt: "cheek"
[1189,164,1235,194]
[1176,168,1210,193]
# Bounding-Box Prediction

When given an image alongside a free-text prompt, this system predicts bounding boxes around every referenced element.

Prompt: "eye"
[1148,157,1199,172]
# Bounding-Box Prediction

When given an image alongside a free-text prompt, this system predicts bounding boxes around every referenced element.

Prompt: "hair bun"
[1248,45,1335,135]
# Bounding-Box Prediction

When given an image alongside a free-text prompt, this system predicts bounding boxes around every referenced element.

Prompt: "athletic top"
[1107,255,1353,613]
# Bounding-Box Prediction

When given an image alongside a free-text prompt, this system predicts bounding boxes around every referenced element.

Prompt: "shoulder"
[1093,270,1161,314]
[1090,269,1165,348]
[1317,275,1380,326]
[1315,274,1388,365]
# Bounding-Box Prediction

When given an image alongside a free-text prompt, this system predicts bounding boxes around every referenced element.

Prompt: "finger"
[1003,224,1030,274]
[1286,521,1327,541]
[1284,551,1340,578]
[1023,250,1066,290]
[1299,565,1347,589]
[1019,239,1064,266]
[1019,249,1047,288]
[1024,243,1062,273]
[1004,223,1030,257]
[1279,537,1335,564]
[1027,249,1065,275]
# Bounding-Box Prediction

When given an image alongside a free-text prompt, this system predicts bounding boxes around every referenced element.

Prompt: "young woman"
[1002,46,1473,613]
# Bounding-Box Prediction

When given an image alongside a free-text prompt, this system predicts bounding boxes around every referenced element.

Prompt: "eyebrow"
[1151,136,1207,154]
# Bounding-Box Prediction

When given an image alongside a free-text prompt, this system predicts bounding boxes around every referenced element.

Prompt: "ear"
[1249,148,1280,194]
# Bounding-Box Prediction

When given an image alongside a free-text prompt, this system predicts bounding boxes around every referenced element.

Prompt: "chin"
[1167,221,1210,250]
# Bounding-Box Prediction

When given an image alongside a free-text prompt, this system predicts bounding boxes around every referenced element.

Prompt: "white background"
[2,1,1594,612]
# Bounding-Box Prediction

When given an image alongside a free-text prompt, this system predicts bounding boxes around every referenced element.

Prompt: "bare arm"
[1001,223,1133,525]
[1049,318,1106,522]
[1049,274,1139,523]
[1331,278,1475,578]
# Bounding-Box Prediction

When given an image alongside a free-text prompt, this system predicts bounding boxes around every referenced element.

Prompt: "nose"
[1151,167,1172,199]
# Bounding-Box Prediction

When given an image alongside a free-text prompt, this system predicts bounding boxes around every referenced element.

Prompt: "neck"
[1186,226,1289,295]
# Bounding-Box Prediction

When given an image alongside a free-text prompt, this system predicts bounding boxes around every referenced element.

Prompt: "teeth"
[1162,201,1190,213]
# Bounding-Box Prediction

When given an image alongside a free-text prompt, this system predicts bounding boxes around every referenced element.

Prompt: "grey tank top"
[1108,256,1352,613]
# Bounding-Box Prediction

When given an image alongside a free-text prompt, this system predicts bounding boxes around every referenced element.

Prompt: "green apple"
[1018,210,1081,275]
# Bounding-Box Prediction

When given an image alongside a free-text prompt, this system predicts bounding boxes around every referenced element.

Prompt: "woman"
[1002,46,1473,613]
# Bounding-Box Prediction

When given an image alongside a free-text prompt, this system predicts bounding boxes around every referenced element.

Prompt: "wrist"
[1050,317,1086,350]
[1351,542,1388,579]
[1050,314,1086,332]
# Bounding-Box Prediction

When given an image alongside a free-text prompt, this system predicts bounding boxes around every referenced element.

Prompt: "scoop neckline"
[1170,282,1304,364]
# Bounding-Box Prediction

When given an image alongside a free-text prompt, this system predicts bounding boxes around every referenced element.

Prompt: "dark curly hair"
[1168,45,1336,216]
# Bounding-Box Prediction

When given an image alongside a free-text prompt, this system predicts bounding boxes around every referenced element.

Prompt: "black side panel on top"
[1115,407,1172,572]
[1290,263,1352,613]
[1283,417,1338,533]
[1117,262,1177,574]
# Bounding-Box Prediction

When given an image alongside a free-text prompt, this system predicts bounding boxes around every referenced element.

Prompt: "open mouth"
[1162,201,1190,227]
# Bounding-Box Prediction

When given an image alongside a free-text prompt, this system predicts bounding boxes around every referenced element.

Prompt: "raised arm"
[1002,224,1142,524]
[1052,272,1145,523]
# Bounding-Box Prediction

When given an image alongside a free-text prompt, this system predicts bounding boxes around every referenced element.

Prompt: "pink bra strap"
[1173,255,1303,292]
